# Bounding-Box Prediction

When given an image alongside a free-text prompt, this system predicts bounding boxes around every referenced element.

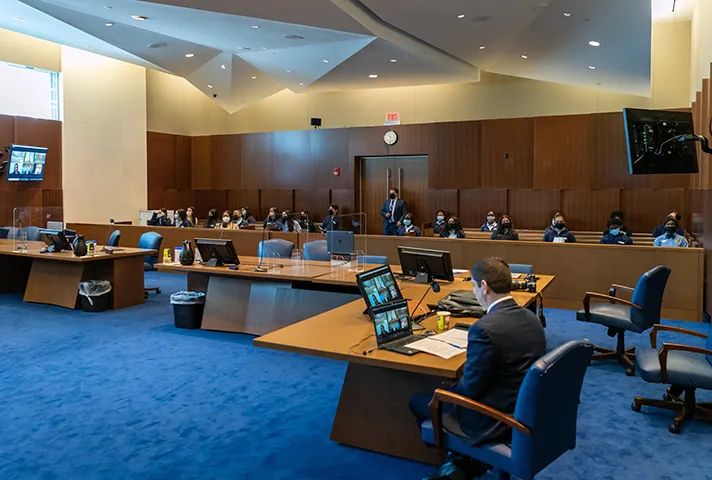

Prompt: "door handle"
[386,168,391,196]
[398,168,402,193]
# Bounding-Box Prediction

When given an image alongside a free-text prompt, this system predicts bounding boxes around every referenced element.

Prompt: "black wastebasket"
[79,280,112,312]
[170,291,206,329]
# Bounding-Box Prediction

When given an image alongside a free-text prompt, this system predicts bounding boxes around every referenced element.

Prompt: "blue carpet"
[0,272,710,480]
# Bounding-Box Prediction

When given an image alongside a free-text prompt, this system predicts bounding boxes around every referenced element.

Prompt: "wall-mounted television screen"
[6,144,47,182]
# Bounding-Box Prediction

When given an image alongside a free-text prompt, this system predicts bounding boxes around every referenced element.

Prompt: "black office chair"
[107,230,121,247]
[138,232,163,299]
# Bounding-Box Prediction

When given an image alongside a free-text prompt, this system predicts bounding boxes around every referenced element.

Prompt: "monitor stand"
[415,271,432,284]
[205,257,221,268]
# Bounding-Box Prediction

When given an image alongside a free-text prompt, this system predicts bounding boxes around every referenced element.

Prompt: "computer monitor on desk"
[195,238,239,267]
[398,247,454,284]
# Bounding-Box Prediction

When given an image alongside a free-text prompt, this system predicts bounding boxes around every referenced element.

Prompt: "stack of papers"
[407,329,468,359]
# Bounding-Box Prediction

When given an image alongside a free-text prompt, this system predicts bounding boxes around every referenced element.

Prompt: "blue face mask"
[437,215,444,222]
[403,219,412,227]
[609,228,620,236]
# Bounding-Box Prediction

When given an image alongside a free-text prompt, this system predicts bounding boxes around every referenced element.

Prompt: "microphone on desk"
[411,281,441,324]
[254,217,271,272]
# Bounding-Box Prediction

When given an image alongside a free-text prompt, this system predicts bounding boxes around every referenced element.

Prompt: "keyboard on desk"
[381,334,422,356]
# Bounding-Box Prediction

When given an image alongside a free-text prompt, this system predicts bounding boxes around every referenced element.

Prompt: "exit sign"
[385,112,401,126]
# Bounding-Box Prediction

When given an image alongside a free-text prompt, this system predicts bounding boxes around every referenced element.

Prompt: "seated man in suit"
[410,257,546,480]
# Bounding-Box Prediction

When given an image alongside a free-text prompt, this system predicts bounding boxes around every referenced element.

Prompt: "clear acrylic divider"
[331,212,367,268]
[291,248,304,270]
[11,206,64,252]
[268,253,282,274]
[329,254,348,280]
[350,250,366,273]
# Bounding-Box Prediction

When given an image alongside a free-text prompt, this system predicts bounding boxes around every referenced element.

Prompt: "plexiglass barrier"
[10,207,64,252]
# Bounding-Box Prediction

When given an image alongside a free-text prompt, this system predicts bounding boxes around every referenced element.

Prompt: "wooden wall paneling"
[147,132,177,190]
[0,114,15,160]
[147,190,161,210]
[310,128,351,189]
[294,189,330,223]
[272,130,311,189]
[458,189,507,229]
[533,114,594,189]
[175,135,192,190]
[331,189,355,216]
[507,189,561,231]
[41,189,63,223]
[241,132,272,190]
[195,190,228,217]
[154,189,196,213]
[688,189,704,238]
[561,189,620,232]
[211,135,241,190]
[620,189,687,233]
[692,99,699,188]
[191,136,212,190]
[700,79,710,189]
[427,189,458,222]
[481,118,534,189]
[260,189,294,218]
[348,127,401,159]
[427,122,481,190]
[593,112,647,190]
[14,117,62,190]
[238,190,260,217]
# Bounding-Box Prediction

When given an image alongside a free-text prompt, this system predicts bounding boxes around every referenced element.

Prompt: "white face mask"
[223,217,230,223]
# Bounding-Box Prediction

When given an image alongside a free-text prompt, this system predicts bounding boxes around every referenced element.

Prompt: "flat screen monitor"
[195,238,239,267]
[39,229,72,252]
[356,265,403,309]
[623,108,699,175]
[370,299,413,345]
[398,246,454,283]
[6,144,47,182]
[327,230,354,256]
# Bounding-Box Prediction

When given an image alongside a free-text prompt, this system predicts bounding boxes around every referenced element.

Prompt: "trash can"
[170,291,206,329]
[79,280,112,312]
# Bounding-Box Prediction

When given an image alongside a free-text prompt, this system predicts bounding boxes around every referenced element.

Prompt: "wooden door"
[359,156,428,234]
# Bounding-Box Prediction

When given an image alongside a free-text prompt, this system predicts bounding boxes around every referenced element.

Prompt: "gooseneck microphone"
[254,215,272,272]
[411,281,441,324]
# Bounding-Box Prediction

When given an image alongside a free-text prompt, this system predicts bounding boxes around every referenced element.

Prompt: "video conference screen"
[373,303,410,338]
[357,266,402,308]
[7,144,47,182]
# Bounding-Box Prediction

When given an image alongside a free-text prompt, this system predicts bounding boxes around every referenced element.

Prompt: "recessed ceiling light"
[260,47,267,50]
[390,59,397,63]
[185,53,194,58]
[369,74,378,79]
[589,40,601,47]
[589,65,596,70]
[13,17,26,22]
[251,76,257,79]
[322,59,329,63]
[251,25,260,29]
[299,82,304,86]
[521,54,528,59]
[478,45,486,50]
[221,64,226,70]
[457,14,466,19]
[105,22,113,27]
[286,69,291,73]
[131,15,147,21]
[208,85,213,89]
[563,12,571,17]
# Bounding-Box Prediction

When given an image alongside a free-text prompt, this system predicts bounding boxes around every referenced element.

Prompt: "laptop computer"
[370,299,422,356]
[356,265,403,309]
[326,230,354,256]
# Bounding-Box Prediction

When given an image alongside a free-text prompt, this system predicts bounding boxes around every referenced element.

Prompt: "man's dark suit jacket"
[451,297,546,445]
[380,198,407,227]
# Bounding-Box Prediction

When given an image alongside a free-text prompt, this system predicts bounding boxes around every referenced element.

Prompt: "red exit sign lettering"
[385,112,401,125]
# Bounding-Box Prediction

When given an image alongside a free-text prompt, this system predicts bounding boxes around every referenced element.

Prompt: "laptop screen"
[371,300,412,345]
[356,265,403,309]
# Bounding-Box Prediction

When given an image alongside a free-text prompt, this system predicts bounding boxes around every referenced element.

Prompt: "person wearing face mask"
[216,210,236,230]
[433,210,447,235]
[439,216,466,239]
[602,211,629,237]
[186,206,198,226]
[543,213,576,243]
[278,210,302,232]
[480,211,498,232]
[396,213,423,237]
[300,211,317,233]
[654,218,688,247]
[174,209,192,228]
[491,215,519,241]
[409,257,546,480]
[148,208,172,227]
[241,207,256,225]
[380,188,407,236]
[652,211,685,238]
[263,207,279,230]
[204,209,218,229]
[600,218,633,245]
[232,210,248,228]
[321,204,341,232]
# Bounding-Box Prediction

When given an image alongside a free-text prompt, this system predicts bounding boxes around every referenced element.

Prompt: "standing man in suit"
[410,257,546,479]
[380,187,407,236]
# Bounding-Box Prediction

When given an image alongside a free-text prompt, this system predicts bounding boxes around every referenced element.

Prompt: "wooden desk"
[155,257,364,335]
[254,275,554,464]
[0,240,154,309]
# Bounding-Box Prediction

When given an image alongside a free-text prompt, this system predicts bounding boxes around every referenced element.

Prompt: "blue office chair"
[1,227,17,239]
[23,226,41,241]
[422,339,593,480]
[576,266,671,375]
[258,239,295,259]
[633,324,712,434]
[357,255,389,265]
[138,232,163,299]
[510,264,533,275]
[0,227,9,239]
[303,240,330,262]
[107,230,121,247]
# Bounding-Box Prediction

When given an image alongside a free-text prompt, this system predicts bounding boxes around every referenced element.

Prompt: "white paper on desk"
[453,269,469,274]
[406,338,464,360]
[553,237,567,243]
[431,329,468,349]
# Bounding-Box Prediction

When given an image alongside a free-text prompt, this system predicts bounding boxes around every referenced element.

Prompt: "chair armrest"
[582,292,642,321]
[650,325,708,349]
[608,284,635,297]
[428,389,531,448]
[658,343,712,383]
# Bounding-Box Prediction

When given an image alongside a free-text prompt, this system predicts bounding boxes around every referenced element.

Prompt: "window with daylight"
[0,61,61,121]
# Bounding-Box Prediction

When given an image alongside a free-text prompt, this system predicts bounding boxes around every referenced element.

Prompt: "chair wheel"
[669,423,681,434]
[631,402,641,412]
[156,288,161,294]
[625,368,635,376]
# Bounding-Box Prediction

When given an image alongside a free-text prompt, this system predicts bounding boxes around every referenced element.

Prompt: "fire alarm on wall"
[334,168,340,176]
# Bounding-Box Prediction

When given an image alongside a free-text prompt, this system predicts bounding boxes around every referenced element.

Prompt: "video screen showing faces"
[373,304,410,339]
[7,145,47,182]
[361,269,401,307]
